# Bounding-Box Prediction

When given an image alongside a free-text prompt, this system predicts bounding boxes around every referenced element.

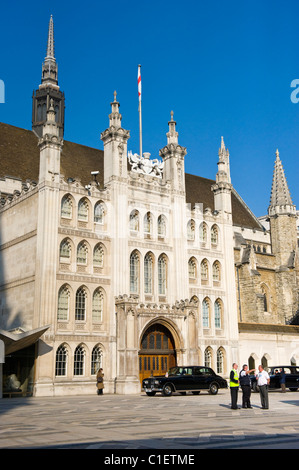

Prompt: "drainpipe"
[235,263,242,322]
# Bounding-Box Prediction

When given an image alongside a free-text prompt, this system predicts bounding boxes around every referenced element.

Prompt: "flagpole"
[138,64,142,157]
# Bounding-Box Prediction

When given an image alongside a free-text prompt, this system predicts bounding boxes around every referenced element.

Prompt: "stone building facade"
[0,17,298,397]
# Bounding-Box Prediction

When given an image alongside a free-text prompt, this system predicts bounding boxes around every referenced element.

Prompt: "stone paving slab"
[1,389,299,449]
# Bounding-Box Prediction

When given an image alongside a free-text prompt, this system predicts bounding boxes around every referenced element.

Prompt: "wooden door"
[139,324,176,384]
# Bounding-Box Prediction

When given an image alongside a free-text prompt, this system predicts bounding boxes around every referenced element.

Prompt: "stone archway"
[138,322,178,384]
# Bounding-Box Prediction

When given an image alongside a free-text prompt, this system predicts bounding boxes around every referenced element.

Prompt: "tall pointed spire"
[212,136,232,215]
[166,111,179,145]
[41,15,58,87]
[216,136,231,184]
[269,149,295,213]
[109,91,122,128]
[32,15,65,138]
[46,14,55,59]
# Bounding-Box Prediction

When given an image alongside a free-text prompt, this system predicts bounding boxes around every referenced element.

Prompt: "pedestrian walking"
[279,368,286,393]
[230,363,239,409]
[256,365,270,409]
[96,368,104,395]
[239,364,255,408]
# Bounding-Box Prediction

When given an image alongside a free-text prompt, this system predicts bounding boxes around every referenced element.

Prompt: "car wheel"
[162,384,173,397]
[209,383,219,395]
[146,391,156,396]
[289,388,298,392]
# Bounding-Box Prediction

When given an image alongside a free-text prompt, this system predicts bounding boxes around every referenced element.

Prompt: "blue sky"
[0,0,298,217]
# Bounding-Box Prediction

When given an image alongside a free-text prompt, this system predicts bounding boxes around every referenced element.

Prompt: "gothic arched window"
[188,257,197,279]
[199,222,207,243]
[144,212,153,235]
[78,198,89,221]
[130,251,140,293]
[75,287,87,321]
[77,241,88,265]
[217,348,224,374]
[94,201,105,224]
[93,244,104,268]
[212,261,221,282]
[144,252,153,294]
[204,347,212,368]
[92,288,104,323]
[187,219,195,240]
[158,254,167,295]
[157,215,166,237]
[74,344,85,376]
[202,298,210,328]
[211,225,219,245]
[91,346,103,375]
[55,344,68,376]
[60,239,71,260]
[61,194,73,219]
[214,300,222,329]
[129,210,139,232]
[201,259,209,282]
[57,285,70,321]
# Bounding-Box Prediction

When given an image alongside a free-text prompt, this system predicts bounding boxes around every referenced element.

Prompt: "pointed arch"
[129,209,140,232]
[188,257,197,279]
[144,251,154,294]
[200,259,209,283]
[157,214,167,237]
[75,286,88,321]
[187,219,195,240]
[94,200,106,224]
[61,193,74,219]
[57,284,71,321]
[130,250,140,293]
[158,253,168,295]
[202,297,211,328]
[93,243,105,268]
[55,343,69,376]
[78,197,90,222]
[211,224,219,245]
[74,344,86,376]
[92,287,105,323]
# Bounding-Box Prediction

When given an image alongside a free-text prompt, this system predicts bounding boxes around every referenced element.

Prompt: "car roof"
[270,365,298,368]
[172,365,211,368]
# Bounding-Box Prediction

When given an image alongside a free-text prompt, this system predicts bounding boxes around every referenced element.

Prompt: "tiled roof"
[0,122,261,229]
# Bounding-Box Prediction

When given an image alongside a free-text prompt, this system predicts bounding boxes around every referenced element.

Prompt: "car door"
[285,367,299,389]
[174,368,194,391]
[197,367,212,390]
[192,367,206,390]
[270,368,281,389]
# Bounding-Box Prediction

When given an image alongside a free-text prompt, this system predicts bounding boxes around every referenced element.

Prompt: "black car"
[142,366,228,397]
[250,366,299,392]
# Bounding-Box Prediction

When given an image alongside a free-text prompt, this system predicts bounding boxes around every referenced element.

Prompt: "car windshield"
[168,367,193,376]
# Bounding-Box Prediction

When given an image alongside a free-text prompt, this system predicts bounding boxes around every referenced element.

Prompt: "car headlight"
[154,380,161,386]
[144,380,148,385]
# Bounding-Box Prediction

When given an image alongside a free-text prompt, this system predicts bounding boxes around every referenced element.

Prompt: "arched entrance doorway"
[139,323,177,383]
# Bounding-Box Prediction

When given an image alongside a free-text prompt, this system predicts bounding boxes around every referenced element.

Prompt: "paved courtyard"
[1,389,299,449]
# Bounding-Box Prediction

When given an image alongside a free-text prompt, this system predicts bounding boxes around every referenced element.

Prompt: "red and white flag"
[138,65,141,103]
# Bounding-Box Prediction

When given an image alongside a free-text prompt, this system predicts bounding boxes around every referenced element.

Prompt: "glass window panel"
[94,202,105,224]
[149,334,155,349]
[156,334,161,350]
[74,345,85,376]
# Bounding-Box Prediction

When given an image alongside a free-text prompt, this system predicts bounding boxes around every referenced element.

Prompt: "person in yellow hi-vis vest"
[230,363,240,409]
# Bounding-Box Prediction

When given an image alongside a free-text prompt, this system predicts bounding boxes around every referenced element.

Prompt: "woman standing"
[96,368,104,395]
